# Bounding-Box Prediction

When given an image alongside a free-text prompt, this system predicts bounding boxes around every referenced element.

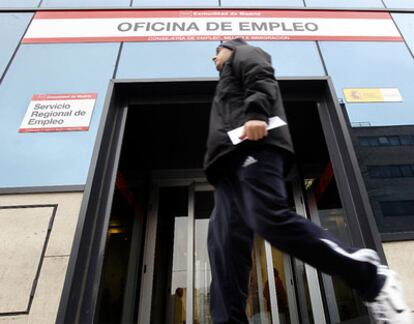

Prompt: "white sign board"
[22,10,403,44]
[19,93,97,133]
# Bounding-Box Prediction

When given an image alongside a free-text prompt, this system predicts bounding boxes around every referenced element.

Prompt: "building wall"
[383,241,414,309]
[0,42,120,188]
[0,192,83,323]
[1,9,414,189]
[1,0,414,321]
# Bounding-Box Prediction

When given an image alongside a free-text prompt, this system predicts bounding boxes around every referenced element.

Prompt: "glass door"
[248,236,299,324]
[264,176,324,324]
[137,181,217,324]
[137,177,313,324]
[193,187,213,324]
[304,167,369,323]
[137,181,204,324]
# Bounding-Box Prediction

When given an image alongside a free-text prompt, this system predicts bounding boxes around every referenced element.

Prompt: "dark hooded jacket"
[204,39,294,184]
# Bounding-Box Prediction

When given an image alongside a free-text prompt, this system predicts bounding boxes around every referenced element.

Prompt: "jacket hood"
[218,38,248,50]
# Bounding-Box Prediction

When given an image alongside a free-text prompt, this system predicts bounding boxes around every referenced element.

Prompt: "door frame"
[138,172,304,324]
[136,173,213,324]
[56,77,384,324]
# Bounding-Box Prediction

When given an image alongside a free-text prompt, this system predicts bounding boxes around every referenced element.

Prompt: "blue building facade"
[1,1,414,323]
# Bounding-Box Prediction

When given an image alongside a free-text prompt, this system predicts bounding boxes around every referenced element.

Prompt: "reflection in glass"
[171,217,188,324]
[350,124,414,234]
[270,248,291,324]
[319,42,414,127]
[151,187,188,324]
[307,174,367,321]
[247,237,271,324]
[318,209,364,320]
[284,100,368,322]
[0,13,33,78]
[194,218,212,324]
[295,260,315,324]
[393,13,414,54]
[96,189,134,324]
[194,191,214,324]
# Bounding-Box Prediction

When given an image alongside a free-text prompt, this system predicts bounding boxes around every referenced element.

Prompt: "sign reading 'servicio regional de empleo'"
[22,10,402,43]
[19,93,97,133]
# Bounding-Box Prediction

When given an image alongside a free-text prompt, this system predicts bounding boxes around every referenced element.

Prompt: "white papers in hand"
[227,116,287,145]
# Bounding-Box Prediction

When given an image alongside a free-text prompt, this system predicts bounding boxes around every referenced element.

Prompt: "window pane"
[250,41,325,77]
[369,137,379,146]
[247,238,272,323]
[150,187,189,323]
[381,167,392,178]
[389,136,401,145]
[400,165,413,177]
[400,135,412,145]
[389,166,402,177]
[368,166,383,178]
[322,41,414,233]
[96,189,135,323]
[117,42,217,79]
[359,137,370,146]
[194,191,214,324]
[222,0,304,7]
[0,43,120,188]
[351,126,414,233]
[381,201,414,217]
[379,137,390,145]
[305,0,384,8]
[386,0,414,9]
[41,0,130,7]
[0,0,39,7]
[320,42,414,126]
[132,0,218,6]
[309,181,367,320]
[393,14,414,60]
[0,13,33,79]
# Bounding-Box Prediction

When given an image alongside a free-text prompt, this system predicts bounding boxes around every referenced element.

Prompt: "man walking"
[204,38,412,324]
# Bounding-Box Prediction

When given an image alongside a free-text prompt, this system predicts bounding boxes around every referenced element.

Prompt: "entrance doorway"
[134,173,320,324]
[96,100,369,323]
[58,80,384,324]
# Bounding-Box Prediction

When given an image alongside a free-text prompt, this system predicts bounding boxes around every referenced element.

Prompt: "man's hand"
[239,120,268,141]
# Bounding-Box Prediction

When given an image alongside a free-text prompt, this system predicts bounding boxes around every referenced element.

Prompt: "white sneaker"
[365,266,413,324]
